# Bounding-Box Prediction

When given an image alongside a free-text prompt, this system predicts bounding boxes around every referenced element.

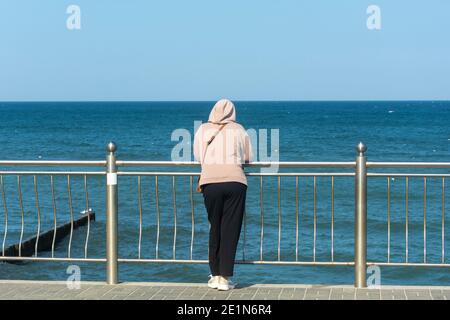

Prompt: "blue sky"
[0,0,449,101]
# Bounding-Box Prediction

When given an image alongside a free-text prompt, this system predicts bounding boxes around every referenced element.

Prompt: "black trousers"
[202,182,247,277]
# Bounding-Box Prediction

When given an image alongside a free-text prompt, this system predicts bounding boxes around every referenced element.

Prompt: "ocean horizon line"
[1,99,450,103]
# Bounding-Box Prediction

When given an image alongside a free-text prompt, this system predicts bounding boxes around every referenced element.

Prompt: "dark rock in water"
[1,209,95,261]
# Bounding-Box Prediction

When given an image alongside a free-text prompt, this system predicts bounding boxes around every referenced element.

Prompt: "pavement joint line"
[277,288,283,300]
[147,286,164,300]
[250,287,259,300]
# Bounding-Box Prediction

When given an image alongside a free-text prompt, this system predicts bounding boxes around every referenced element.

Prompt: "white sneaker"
[208,275,220,289]
[217,276,236,291]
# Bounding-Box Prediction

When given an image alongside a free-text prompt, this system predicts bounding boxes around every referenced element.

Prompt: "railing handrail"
[2,160,450,169]
[0,160,356,168]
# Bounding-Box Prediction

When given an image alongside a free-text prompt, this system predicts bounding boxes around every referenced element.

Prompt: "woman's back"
[193,100,252,186]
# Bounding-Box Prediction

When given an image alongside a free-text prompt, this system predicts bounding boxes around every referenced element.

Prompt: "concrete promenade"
[1,280,450,300]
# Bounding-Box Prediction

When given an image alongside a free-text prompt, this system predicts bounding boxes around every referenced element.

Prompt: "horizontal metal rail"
[0,161,106,166]
[367,262,450,268]
[368,173,450,177]
[117,171,354,177]
[0,171,105,176]
[116,161,356,168]
[117,259,354,266]
[0,257,105,263]
[367,162,450,168]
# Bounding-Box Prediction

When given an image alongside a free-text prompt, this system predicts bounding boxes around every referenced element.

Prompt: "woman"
[194,99,253,291]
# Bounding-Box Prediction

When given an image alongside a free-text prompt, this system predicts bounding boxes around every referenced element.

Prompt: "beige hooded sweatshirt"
[194,99,253,186]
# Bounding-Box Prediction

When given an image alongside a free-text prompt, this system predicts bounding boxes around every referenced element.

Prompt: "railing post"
[354,142,367,288]
[106,142,118,284]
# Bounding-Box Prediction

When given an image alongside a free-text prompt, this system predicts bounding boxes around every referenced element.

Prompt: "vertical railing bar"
[1,175,8,256]
[67,175,74,258]
[405,176,409,263]
[172,176,177,260]
[33,175,41,257]
[387,176,391,263]
[260,175,264,261]
[242,208,247,261]
[354,143,367,288]
[137,176,143,259]
[189,176,195,260]
[313,176,317,262]
[442,177,445,264]
[243,207,246,261]
[424,177,427,263]
[50,175,57,258]
[295,176,299,262]
[17,176,25,257]
[106,142,118,284]
[331,176,334,262]
[83,174,90,259]
[155,176,160,260]
[207,224,210,257]
[84,175,89,210]
[277,176,281,261]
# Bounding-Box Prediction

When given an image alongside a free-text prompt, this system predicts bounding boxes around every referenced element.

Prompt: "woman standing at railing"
[194,99,253,291]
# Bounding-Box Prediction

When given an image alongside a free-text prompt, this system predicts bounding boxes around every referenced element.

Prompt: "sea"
[0,101,449,286]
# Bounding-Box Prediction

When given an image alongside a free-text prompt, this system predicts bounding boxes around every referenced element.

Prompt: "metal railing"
[0,142,448,287]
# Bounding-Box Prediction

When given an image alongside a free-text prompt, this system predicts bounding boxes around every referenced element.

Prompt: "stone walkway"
[0,280,449,300]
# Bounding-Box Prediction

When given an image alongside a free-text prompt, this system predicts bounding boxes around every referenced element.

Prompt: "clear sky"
[1,0,449,101]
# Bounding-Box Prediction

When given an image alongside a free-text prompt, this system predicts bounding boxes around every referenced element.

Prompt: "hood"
[208,99,236,124]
